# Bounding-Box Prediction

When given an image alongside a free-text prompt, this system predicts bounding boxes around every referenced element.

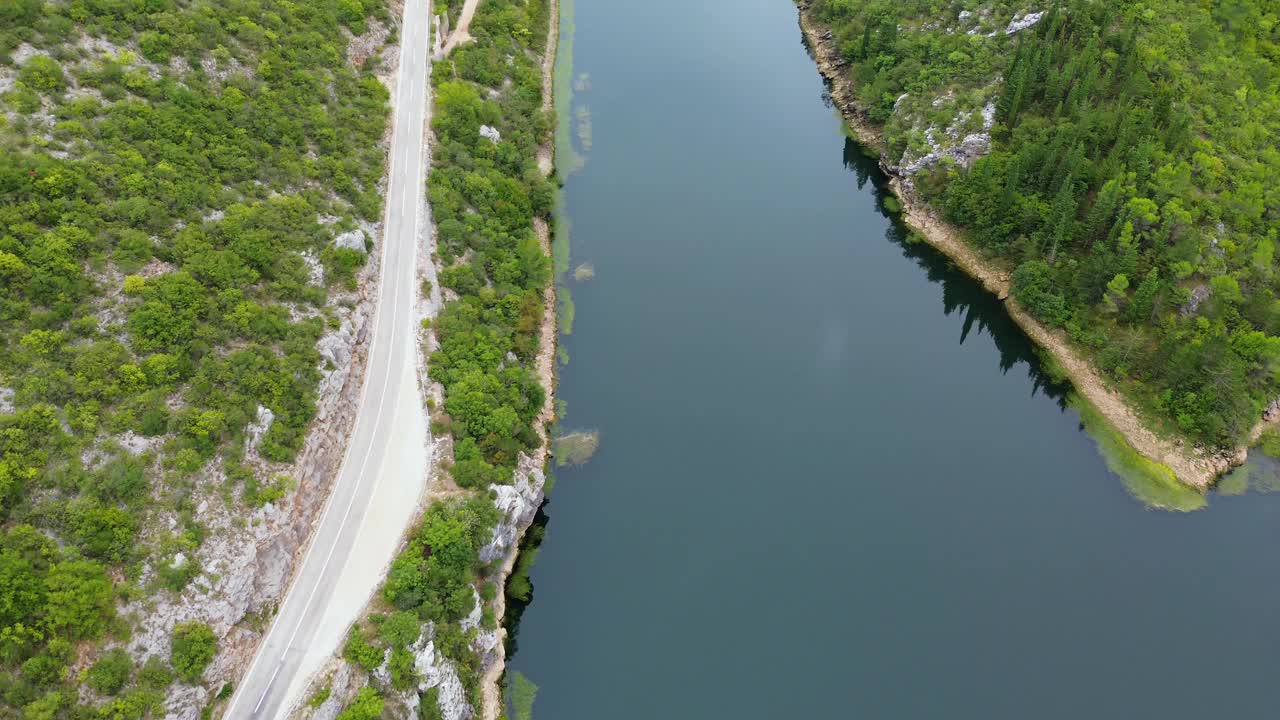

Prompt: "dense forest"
[0,0,392,716]
[334,0,555,716]
[809,0,1280,449]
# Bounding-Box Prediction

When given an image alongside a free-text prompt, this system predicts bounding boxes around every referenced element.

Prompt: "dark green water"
[508,0,1280,717]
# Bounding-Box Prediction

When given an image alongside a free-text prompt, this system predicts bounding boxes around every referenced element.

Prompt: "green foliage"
[0,0,395,712]
[813,0,1280,449]
[508,672,538,720]
[18,56,65,95]
[377,611,422,647]
[343,626,384,673]
[1258,430,1280,459]
[137,656,174,690]
[0,0,399,707]
[43,559,115,641]
[84,649,133,696]
[170,621,215,683]
[427,0,554,490]
[419,687,444,720]
[309,685,332,708]
[382,498,498,623]
[336,687,384,720]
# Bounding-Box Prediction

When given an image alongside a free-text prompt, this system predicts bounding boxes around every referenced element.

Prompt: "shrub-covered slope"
[0,0,392,715]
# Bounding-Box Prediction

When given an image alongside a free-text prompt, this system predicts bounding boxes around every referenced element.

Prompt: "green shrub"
[84,649,132,695]
[170,622,216,683]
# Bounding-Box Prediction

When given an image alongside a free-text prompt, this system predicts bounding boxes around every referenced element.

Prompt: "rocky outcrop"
[1006,11,1046,35]
[1182,284,1211,316]
[334,229,368,253]
[245,405,275,453]
[893,101,997,177]
[308,661,355,720]
[411,629,474,720]
[479,454,546,565]
[479,124,501,143]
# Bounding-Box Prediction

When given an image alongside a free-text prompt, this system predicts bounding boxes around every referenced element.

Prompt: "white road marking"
[223,0,433,716]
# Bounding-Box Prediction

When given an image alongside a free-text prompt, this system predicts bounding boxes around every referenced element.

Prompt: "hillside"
[808,0,1280,461]
[0,0,395,716]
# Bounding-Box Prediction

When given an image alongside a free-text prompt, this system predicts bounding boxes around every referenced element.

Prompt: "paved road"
[223,1,433,717]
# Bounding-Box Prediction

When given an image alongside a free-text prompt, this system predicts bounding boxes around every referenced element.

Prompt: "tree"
[43,560,114,641]
[170,621,216,683]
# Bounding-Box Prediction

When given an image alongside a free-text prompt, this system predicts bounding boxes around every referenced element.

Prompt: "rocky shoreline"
[795,1,1259,489]
[477,0,562,713]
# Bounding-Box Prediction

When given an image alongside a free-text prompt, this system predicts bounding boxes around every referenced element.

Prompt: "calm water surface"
[508,0,1280,717]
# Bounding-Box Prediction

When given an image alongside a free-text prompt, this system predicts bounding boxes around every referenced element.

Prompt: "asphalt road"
[223,1,432,717]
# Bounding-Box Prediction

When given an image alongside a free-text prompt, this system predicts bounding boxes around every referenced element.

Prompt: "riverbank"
[478,0,561,714]
[795,2,1249,489]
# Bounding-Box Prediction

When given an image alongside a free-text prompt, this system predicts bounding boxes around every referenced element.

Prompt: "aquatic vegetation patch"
[573,262,595,282]
[509,671,539,720]
[1073,395,1205,512]
[552,430,599,466]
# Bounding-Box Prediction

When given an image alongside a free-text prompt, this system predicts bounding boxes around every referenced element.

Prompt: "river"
[506,0,1280,717]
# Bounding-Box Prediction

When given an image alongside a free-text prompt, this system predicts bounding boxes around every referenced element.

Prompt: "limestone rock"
[479,125,501,143]
[479,454,545,565]
[253,536,291,602]
[163,685,207,720]
[0,386,12,414]
[311,662,356,720]
[1006,11,1046,35]
[334,229,367,253]
[245,405,275,453]
[1265,398,1280,422]
[1182,284,1211,316]
[413,630,474,720]
[302,250,325,285]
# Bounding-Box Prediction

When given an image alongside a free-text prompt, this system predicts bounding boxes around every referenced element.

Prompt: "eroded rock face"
[412,629,474,720]
[310,662,355,720]
[479,454,545,565]
[245,405,275,454]
[164,685,208,720]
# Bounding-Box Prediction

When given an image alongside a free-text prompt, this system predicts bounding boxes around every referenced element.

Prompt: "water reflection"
[834,134,1280,511]
[839,136,1071,409]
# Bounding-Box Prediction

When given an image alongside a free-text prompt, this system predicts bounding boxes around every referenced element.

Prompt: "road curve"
[223,1,433,717]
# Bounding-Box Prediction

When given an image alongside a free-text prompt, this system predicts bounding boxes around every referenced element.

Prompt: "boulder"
[334,229,367,253]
